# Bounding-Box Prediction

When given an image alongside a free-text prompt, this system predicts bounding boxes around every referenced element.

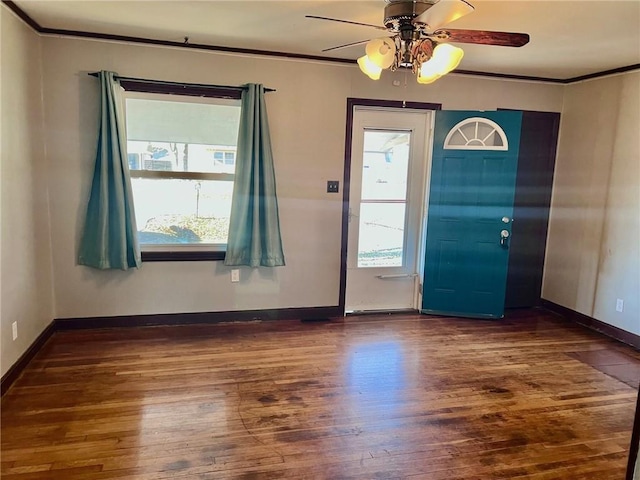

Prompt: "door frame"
[338,98,442,315]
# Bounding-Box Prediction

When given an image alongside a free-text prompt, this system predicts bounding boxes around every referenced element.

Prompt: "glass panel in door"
[357,130,410,268]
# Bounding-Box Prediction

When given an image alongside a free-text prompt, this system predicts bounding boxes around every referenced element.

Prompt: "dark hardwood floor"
[2,309,639,479]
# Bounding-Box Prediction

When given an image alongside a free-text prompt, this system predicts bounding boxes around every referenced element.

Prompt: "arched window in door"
[443,117,509,150]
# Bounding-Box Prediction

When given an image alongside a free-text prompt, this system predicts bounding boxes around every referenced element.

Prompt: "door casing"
[345,108,431,312]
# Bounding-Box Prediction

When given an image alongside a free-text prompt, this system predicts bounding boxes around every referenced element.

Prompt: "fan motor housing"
[384,0,435,32]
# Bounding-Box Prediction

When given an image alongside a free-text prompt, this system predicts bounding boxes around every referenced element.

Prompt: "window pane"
[357,203,406,268]
[132,178,233,245]
[126,98,240,146]
[128,141,236,174]
[361,130,410,201]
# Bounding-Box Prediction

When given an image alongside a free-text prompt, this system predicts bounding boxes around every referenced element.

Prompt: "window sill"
[141,251,226,262]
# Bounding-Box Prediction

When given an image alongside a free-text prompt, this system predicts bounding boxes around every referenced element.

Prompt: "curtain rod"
[87,72,275,92]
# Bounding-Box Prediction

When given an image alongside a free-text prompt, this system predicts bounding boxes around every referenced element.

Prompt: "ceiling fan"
[306,0,530,84]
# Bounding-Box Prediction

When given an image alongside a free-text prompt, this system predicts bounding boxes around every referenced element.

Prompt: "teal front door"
[422,111,522,318]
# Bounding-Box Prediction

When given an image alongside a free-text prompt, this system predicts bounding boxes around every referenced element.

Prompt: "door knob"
[500,229,510,247]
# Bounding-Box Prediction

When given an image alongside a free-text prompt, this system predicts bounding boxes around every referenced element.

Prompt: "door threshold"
[346,309,419,316]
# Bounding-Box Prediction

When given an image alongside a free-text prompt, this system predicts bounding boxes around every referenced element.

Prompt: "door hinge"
[348,207,358,223]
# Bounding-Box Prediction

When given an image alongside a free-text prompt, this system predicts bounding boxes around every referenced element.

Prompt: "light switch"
[327,180,339,193]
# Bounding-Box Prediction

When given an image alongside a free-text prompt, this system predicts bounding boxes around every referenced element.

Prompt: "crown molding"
[564,64,640,83]
[3,0,41,30]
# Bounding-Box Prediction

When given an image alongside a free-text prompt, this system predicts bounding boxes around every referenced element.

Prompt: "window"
[212,149,236,167]
[123,84,242,261]
[443,117,509,151]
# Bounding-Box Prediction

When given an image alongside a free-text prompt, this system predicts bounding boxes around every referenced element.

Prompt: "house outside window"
[122,85,242,261]
[212,149,236,169]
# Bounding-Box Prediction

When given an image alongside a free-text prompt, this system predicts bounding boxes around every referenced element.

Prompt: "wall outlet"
[615,298,624,312]
[12,321,18,341]
[231,269,240,283]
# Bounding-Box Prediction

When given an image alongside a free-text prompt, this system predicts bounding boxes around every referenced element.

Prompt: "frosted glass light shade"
[432,43,464,74]
[417,43,464,83]
[358,55,383,80]
[365,38,396,69]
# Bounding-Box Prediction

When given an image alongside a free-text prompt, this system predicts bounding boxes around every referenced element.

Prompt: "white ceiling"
[10,0,640,80]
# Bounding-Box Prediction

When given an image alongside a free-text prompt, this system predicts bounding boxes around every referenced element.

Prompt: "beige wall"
[0,8,55,377]
[40,36,564,320]
[543,71,640,336]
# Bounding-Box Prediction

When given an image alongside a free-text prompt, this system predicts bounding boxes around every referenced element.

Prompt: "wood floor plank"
[2,310,638,479]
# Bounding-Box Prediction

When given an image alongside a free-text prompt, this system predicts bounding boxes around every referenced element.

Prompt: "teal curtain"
[78,71,141,270]
[224,84,285,267]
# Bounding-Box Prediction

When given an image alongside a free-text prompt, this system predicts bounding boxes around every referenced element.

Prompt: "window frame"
[121,80,242,262]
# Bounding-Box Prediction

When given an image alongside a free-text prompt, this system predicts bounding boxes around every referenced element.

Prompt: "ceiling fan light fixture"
[357,55,383,80]
[365,37,397,69]
[309,0,530,86]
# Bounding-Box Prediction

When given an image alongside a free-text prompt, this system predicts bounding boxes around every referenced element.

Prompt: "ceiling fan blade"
[322,39,372,53]
[305,15,386,31]
[413,0,474,31]
[434,29,530,47]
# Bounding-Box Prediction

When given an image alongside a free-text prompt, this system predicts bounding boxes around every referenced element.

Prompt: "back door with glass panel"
[345,108,430,312]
